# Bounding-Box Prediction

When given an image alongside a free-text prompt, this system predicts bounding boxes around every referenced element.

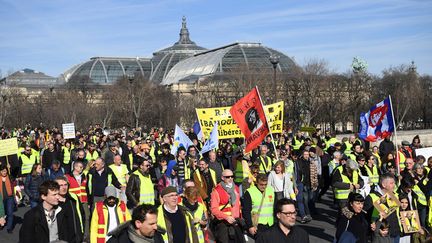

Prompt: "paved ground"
[0,191,337,242]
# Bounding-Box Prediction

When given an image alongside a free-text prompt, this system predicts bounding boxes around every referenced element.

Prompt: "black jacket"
[335,207,368,243]
[59,193,85,243]
[107,221,164,243]
[256,224,309,243]
[19,204,72,243]
[126,170,152,208]
[364,190,401,238]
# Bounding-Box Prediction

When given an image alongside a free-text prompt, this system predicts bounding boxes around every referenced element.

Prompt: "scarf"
[221,181,236,205]
[128,224,155,243]
[310,162,318,190]
[0,176,13,197]
[182,196,199,212]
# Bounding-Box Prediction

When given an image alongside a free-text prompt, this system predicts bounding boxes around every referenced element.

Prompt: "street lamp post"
[127,74,136,128]
[269,53,280,102]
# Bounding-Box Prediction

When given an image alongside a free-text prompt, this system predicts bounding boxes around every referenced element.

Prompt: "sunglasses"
[280,211,297,216]
[223,175,234,179]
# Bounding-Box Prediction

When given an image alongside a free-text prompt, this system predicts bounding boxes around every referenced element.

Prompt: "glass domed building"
[162,42,296,85]
[61,17,296,86]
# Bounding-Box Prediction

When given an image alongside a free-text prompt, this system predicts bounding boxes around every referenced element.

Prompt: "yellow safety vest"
[258,156,272,174]
[69,192,84,233]
[334,166,358,200]
[398,151,406,171]
[32,148,40,163]
[292,137,303,150]
[234,160,250,184]
[427,197,432,228]
[86,150,99,162]
[246,186,275,226]
[365,165,379,185]
[372,152,382,168]
[90,201,130,243]
[179,200,206,243]
[325,137,339,150]
[62,146,71,165]
[195,169,217,186]
[133,170,155,205]
[344,141,353,155]
[412,184,427,206]
[157,205,196,243]
[109,164,129,186]
[21,154,37,175]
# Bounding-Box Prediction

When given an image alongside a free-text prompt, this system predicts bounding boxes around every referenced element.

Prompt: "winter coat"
[24,174,47,201]
[335,207,368,243]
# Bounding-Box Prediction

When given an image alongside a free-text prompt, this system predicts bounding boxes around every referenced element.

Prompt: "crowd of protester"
[0,125,431,242]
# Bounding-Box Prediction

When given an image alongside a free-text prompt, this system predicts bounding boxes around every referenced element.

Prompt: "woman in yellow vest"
[179,186,208,243]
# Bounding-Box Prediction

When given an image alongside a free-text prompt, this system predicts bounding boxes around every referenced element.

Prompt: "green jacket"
[0,193,4,217]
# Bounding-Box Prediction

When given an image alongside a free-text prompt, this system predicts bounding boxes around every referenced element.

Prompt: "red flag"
[229,87,269,153]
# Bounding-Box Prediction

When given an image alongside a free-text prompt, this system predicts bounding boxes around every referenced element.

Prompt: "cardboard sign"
[0,138,19,156]
[62,123,76,139]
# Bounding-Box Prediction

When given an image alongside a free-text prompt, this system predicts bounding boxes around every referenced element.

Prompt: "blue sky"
[1,0,431,77]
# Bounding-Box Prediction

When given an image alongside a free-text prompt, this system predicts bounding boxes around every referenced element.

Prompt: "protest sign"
[62,123,76,139]
[415,147,432,165]
[196,101,284,139]
[0,138,19,156]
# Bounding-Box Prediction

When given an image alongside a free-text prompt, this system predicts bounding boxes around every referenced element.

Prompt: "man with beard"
[193,159,217,205]
[256,198,309,242]
[41,142,61,171]
[55,176,85,243]
[158,143,175,165]
[107,204,165,243]
[90,186,131,243]
[126,158,155,208]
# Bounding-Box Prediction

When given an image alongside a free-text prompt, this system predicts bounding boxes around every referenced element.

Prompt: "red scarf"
[0,176,13,197]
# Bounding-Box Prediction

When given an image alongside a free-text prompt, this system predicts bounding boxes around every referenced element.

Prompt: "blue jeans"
[3,197,15,230]
[296,183,308,217]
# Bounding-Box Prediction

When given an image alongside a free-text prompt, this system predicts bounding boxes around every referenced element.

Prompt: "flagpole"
[388,95,400,174]
[195,109,205,144]
[255,86,279,161]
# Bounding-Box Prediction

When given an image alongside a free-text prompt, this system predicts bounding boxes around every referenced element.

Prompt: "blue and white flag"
[193,121,203,140]
[200,122,219,154]
[359,96,394,142]
[171,124,194,155]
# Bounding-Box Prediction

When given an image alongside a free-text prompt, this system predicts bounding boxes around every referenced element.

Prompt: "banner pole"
[195,109,206,144]
[255,86,279,161]
[388,95,400,174]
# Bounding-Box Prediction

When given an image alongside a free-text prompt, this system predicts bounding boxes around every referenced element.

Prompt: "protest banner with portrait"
[372,191,401,219]
[400,210,421,233]
[196,101,284,140]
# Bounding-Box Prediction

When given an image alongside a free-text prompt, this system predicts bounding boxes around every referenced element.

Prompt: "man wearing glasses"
[256,198,309,242]
[126,157,155,208]
[210,169,245,243]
